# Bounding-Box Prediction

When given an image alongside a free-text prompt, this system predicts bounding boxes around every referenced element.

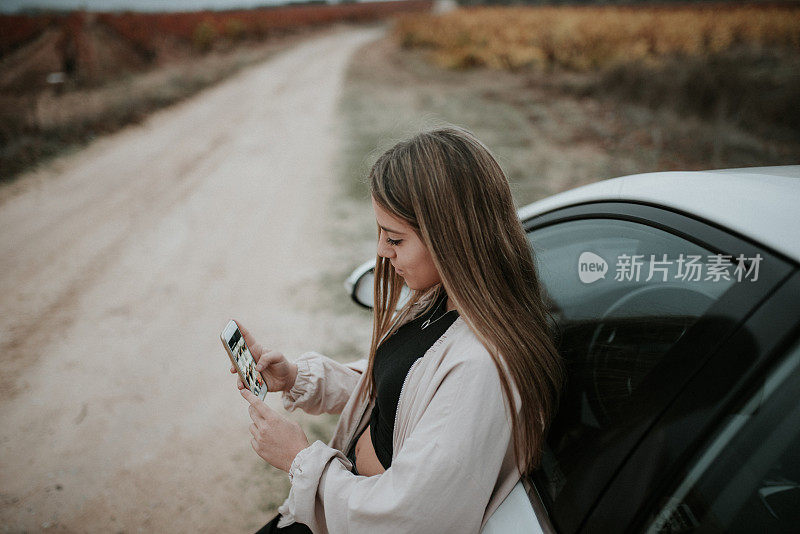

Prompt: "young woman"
[232,125,563,533]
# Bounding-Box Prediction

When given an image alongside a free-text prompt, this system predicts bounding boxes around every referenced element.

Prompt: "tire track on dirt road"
[0,25,381,532]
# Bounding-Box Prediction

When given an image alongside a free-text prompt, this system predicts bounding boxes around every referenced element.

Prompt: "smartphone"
[220,320,268,400]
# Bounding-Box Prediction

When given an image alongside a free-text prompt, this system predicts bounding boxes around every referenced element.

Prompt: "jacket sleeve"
[281,351,367,416]
[277,357,514,533]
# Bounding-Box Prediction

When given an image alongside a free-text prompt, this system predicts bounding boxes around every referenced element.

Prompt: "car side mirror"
[344,260,376,309]
[344,259,411,310]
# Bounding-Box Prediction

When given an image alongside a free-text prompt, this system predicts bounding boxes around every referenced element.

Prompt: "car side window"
[646,340,800,534]
[527,218,743,534]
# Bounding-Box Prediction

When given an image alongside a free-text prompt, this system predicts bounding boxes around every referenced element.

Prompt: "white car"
[346,166,800,533]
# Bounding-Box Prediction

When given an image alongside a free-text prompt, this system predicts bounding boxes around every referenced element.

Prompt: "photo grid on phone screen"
[229,330,265,396]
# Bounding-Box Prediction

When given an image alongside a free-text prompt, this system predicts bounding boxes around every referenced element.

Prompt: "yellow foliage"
[393,5,800,71]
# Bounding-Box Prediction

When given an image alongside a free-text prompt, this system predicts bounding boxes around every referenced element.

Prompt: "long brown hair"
[356,125,563,475]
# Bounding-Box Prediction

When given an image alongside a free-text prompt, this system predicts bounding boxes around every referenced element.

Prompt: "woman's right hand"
[230,320,298,393]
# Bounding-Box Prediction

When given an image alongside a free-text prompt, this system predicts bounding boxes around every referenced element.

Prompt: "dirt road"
[0,26,380,532]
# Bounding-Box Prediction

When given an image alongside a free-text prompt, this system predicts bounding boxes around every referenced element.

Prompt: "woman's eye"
[386,237,402,246]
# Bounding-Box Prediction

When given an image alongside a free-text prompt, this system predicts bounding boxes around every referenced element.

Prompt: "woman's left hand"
[241,388,310,473]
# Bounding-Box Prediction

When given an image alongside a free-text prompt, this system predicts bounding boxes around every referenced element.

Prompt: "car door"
[522,201,795,533]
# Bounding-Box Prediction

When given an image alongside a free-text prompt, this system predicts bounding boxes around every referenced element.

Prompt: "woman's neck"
[426,286,456,313]
[439,289,455,313]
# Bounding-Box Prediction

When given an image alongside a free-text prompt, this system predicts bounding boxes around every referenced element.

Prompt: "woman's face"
[372,197,441,291]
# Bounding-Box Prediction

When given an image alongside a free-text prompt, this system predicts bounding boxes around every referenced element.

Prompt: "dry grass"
[390,5,800,143]
[338,33,800,212]
[394,4,800,71]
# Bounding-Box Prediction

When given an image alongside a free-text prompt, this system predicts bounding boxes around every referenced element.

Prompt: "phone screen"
[225,324,267,397]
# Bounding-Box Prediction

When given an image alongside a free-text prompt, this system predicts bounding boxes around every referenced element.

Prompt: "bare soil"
[0,25,380,533]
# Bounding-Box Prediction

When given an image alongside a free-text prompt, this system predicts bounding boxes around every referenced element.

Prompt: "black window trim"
[523,200,799,271]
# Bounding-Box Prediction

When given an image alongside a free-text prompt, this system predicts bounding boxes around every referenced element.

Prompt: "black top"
[346,290,459,473]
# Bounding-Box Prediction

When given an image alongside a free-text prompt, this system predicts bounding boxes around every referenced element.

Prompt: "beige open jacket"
[276,298,522,533]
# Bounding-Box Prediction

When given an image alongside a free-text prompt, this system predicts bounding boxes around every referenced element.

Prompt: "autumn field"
[392,3,800,141]
[394,3,800,71]
[2,1,798,182]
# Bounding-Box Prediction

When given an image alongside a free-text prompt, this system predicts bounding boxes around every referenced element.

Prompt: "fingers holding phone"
[254,349,298,393]
[221,320,268,400]
[222,320,298,394]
